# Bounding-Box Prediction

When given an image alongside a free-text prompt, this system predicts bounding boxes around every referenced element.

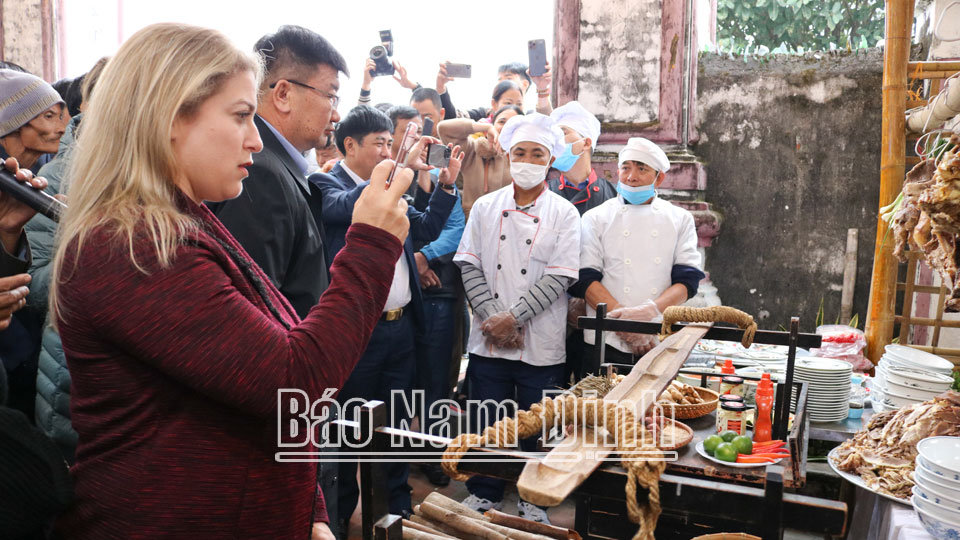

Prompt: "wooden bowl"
[645,415,694,451]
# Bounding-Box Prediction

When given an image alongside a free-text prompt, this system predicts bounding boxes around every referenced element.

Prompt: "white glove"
[609,300,661,355]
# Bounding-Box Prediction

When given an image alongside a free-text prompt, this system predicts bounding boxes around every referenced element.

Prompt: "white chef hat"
[499,112,566,157]
[550,101,601,143]
[618,137,671,172]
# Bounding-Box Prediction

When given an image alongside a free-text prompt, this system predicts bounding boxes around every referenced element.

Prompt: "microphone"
[0,168,66,223]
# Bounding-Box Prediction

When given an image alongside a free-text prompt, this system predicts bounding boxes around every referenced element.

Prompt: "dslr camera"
[369,30,395,77]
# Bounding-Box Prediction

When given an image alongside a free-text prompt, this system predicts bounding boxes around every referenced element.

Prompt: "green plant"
[717,0,885,53]
[815,296,860,329]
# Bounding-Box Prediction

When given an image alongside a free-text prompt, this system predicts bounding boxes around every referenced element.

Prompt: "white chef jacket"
[455,185,580,366]
[580,195,702,353]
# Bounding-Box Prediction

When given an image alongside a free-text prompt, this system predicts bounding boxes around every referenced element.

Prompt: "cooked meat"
[832,391,960,500]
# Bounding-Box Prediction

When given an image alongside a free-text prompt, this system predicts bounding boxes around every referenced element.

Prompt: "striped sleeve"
[460,262,503,321]
[508,274,575,324]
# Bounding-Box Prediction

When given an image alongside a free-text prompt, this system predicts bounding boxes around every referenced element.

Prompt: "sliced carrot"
[750,452,789,459]
[737,455,777,463]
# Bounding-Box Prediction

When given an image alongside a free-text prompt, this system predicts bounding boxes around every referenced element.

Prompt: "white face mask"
[510,162,548,189]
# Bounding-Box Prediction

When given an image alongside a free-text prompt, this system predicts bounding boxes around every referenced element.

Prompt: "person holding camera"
[43,23,420,540]
[312,105,463,525]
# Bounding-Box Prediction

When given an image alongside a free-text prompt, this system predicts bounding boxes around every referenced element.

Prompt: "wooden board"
[516,324,712,506]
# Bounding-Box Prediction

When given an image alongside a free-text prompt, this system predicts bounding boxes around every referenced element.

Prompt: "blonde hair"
[49,23,262,321]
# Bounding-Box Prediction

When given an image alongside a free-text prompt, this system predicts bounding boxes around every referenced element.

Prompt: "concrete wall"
[695,49,884,330]
[1,0,56,80]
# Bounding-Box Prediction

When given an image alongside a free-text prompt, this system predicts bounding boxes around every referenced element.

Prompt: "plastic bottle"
[753,373,774,443]
[720,358,735,374]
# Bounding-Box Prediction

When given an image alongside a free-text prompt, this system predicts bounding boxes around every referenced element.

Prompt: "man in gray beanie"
[0,69,66,174]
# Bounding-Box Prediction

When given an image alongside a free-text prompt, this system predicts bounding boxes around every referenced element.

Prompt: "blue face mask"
[551,142,583,172]
[617,182,657,205]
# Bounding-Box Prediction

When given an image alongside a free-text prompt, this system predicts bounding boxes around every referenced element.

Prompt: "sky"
[62,0,555,112]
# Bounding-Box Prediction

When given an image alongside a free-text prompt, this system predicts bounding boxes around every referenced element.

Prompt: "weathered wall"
[578,0,661,124]
[1,0,53,80]
[696,50,884,330]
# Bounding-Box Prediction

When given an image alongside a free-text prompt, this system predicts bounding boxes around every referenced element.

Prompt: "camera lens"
[370,45,386,59]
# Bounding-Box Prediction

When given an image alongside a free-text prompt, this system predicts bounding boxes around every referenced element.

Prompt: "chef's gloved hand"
[609,300,662,355]
[567,297,586,329]
[481,311,523,349]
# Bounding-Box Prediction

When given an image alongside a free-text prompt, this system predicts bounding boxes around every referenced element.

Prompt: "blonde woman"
[28,23,414,540]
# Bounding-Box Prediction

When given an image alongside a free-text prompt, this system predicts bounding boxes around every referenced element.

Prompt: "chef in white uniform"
[573,137,705,374]
[453,113,579,523]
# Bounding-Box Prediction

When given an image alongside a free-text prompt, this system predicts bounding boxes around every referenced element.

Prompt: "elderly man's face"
[288,64,341,152]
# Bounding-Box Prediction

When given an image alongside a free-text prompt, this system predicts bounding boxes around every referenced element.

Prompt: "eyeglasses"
[269,79,340,107]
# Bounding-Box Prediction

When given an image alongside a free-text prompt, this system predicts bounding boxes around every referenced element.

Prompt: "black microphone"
[0,168,66,223]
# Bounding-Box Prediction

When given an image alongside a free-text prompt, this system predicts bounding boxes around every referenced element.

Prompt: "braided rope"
[441,395,665,540]
[659,305,757,348]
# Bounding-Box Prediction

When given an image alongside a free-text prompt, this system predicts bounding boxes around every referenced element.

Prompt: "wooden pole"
[865,0,916,363]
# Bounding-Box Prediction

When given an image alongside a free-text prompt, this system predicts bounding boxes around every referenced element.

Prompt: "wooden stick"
[423,492,488,520]
[403,518,457,539]
[463,516,555,540]
[420,502,507,540]
[410,515,467,539]
[485,509,577,540]
[402,525,453,540]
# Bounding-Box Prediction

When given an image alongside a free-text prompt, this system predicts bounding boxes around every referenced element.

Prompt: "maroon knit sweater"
[54,194,401,539]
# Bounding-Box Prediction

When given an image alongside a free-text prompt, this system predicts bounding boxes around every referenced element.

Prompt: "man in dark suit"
[205,26,346,540]
[208,25,346,318]
[311,105,460,525]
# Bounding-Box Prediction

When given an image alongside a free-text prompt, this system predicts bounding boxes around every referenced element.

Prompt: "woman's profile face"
[493,109,520,134]
[170,70,263,203]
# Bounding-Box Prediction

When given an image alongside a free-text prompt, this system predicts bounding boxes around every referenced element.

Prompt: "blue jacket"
[311,162,457,325]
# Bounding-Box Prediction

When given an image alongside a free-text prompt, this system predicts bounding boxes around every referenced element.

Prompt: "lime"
[719,429,738,443]
[732,435,753,455]
[714,442,738,462]
[703,435,723,455]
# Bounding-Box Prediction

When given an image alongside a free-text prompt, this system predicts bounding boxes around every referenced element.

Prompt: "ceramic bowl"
[918,437,960,482]
[883,388,922,409]
[916,480,960,511]
[913,491,960,527]
[914,495,960,540]
[884,345,955,374]
[884,379,946,401]
[917,462,960,501]
[885,365,954,393]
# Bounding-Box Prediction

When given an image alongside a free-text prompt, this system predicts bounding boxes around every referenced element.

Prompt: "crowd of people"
[0,21,704,540]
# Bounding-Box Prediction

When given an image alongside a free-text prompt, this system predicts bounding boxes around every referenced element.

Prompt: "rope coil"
[441,394,665,540]
[659,305,757,348]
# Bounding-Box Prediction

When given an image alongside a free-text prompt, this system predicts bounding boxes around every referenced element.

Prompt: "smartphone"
[528,39,547,77]
[444,62,472,79]
[427,144,451,169]
[421,117,434,139]
[387,121,420,185]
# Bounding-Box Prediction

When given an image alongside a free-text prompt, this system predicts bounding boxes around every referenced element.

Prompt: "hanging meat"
[890,135,960,311]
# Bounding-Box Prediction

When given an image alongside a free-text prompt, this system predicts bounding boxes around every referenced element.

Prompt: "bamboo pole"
[865,0,916,363]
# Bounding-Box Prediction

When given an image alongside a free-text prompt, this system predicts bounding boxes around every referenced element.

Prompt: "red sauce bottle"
[753,373,774,443]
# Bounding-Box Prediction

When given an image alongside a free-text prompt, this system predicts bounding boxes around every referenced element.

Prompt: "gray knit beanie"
[0,69,65,137]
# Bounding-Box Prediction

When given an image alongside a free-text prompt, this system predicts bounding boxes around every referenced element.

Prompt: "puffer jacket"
[27,114,79,463]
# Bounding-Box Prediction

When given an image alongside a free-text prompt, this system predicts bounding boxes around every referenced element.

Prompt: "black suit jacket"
[207,116,327,318]
[311,162,457,326]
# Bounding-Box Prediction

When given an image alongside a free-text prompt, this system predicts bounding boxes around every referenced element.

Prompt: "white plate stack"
[790,357,852,422]
[875,345,955,410]
[913,437,960,539]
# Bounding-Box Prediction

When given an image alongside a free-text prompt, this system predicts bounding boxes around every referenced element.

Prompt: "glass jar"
[716,401,749,435]
[720,376,745,397]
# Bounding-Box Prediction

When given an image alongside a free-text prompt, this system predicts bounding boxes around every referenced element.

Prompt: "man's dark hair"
[52,76,84,117]
[386,105,419,129]
[254,25,349,86]
[0,61,27,73]
[410,87,442,113]
[498,62,531,86]
[335,106,394,155]
[373,102,394,114]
